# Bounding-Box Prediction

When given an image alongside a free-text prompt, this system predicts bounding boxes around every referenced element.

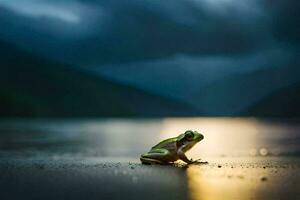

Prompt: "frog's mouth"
[196,134,204,142]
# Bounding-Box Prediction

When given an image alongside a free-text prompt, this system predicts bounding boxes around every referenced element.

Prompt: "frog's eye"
[185,131,194,141]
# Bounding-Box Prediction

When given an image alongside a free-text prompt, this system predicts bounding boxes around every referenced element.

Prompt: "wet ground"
[0,118,300,199]
[0,157,299,200]
[0,157,189,200]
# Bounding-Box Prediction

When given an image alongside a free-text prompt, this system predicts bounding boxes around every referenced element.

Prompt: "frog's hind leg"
[140,157,165,165]
[140,149,171,165]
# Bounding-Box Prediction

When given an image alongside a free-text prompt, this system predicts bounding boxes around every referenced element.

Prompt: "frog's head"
[178,130,204,152]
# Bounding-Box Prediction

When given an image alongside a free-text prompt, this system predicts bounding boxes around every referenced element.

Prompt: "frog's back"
[151,137,178,150]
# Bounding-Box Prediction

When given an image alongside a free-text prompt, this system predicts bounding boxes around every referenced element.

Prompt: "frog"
[140,130,207,165]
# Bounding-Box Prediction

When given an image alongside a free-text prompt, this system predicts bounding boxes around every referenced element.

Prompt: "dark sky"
[0,0,299,114]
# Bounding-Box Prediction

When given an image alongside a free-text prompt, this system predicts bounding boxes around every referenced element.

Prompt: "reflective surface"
[1,118,299,158]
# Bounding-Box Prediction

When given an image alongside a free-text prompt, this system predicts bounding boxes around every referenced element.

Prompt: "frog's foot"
[194,161,209,165]
[140,157,166,165]
[190,158,208,165]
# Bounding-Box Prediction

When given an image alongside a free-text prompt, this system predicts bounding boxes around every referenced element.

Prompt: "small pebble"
[261,176,268,181]
[218,165,222,168]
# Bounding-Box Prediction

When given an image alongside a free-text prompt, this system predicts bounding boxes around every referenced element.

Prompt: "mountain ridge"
[0,40,199,117]
[244,81,300,117]
[192,60,300,116]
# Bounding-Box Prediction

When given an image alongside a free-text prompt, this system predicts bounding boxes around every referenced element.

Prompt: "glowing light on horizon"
[159,118,265,158]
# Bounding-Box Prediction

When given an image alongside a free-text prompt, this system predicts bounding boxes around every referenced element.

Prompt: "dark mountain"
[244,82,300,117]
[0,41,198,117]
[192,59,300,116]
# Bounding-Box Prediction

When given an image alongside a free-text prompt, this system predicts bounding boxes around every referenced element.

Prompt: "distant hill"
[0,41,198,117]
[244,82,300,117]
[192,61,300,116]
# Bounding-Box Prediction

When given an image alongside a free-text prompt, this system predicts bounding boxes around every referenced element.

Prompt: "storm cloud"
[1,0,297,65]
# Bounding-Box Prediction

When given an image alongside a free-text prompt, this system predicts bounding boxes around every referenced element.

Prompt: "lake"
[1,118,300,159]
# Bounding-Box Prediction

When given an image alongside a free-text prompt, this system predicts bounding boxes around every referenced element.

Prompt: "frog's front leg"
[140,149,172,165]
[178,147,208,164]
[177,147,193,164]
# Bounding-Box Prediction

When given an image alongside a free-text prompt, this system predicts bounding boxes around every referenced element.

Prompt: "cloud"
[0,0,107,37]
[0,0,298,66]
[262,0,300,46]
[0,0,276,65]
[0,0,80,24]
[92,0,270,63]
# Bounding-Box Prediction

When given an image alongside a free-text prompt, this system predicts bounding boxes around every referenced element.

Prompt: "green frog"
[140,130,207,165]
